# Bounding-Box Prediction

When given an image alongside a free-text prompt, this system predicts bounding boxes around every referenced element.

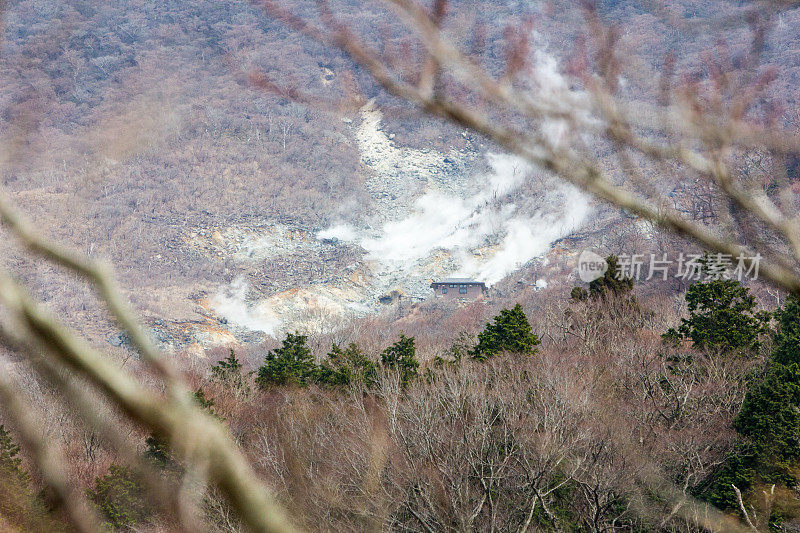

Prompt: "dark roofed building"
[430,278,487,300]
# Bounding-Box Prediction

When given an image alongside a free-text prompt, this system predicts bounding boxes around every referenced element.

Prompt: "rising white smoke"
[359,153,530,263]
[319,152,591,286]
[310,51,593,289]
[216,50,590,336]
[316,223,357,242]
[456,183,590,284]
[210,277,280,335]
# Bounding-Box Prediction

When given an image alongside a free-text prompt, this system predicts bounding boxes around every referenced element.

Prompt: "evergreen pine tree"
[144,434,172,468]
[317,342,377,387]
[770,296,800,366]
[256,332,317,388]
[570,286,588,301]
[210,349,250,395]
[0,426,25,480]
[212,349,242,375]
[0,426,68,530]
[471,303,540,361]
[192,387,219,416]
[380,335,419,387]
[700,297,800,512]
[0,425,28,484]
[663,278,769,353]
[588,255,634,299]
[733,297,800,472]
[88,465,150,529]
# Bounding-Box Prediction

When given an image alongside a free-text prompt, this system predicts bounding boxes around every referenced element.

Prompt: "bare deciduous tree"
[2,0,798,531]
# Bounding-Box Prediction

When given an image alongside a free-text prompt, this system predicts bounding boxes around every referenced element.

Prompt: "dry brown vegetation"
[2,0,800,531]
[211,301,755,531]
[1,286,770,531]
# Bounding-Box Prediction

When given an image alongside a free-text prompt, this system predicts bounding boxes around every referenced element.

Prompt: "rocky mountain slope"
[180,101,595,348]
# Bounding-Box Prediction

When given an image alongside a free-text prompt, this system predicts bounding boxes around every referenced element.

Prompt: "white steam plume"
[456,183,590,284]
[343,50,591,285]
[316,223,357,241]
[360,153,529,263]
[318,152,591,286]
[210,278,280,335]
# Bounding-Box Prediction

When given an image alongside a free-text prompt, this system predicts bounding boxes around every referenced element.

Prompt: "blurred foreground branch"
[0,196,300,532]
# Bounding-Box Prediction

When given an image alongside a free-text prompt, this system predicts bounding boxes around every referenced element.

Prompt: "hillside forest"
[2,0,800,532]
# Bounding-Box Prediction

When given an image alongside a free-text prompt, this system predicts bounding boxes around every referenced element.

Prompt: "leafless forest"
[2,0,800,531]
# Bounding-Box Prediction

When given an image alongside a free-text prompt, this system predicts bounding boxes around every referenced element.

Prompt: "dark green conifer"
[700,298,800,512]
[256,333,317,388]
[317,342,377,387]
[380,335,419,387]
[663,278,769,353]
[88,465,150,529]
[0,425,28,484]
[471,303,540,361]
[588,255,634,298]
